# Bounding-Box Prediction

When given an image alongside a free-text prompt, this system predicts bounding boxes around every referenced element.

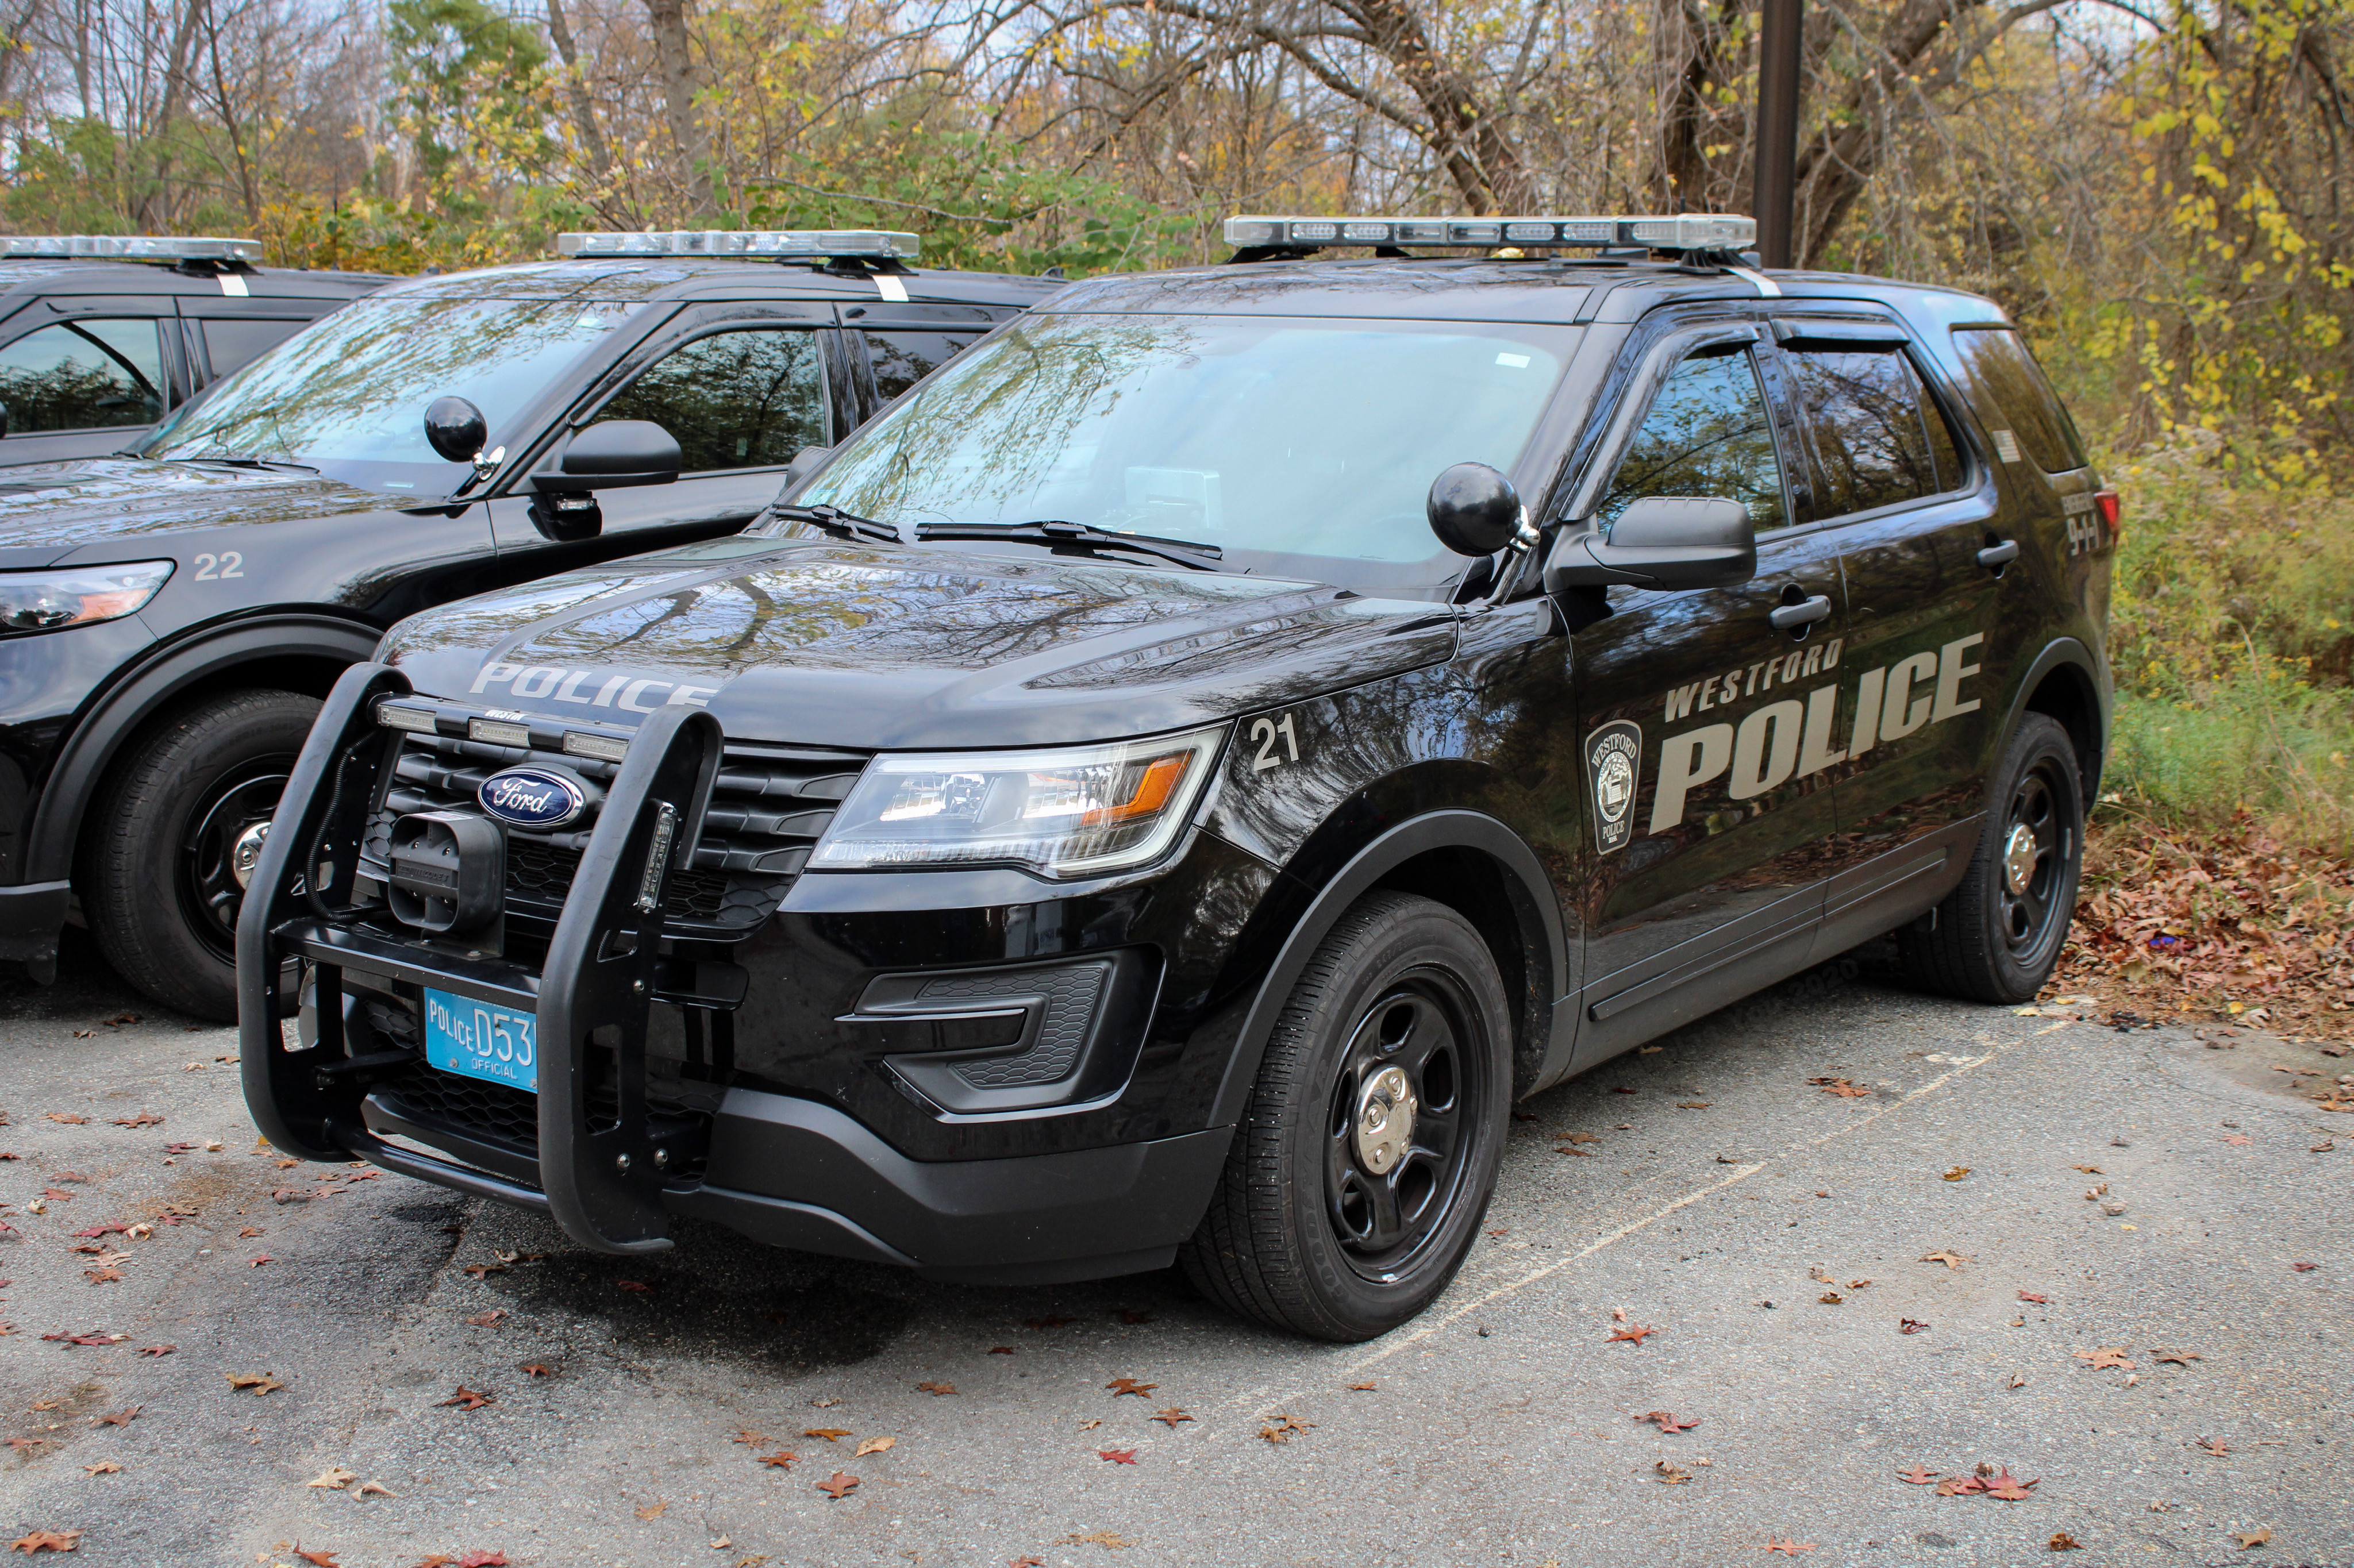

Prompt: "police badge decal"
[1586,720,1643,854]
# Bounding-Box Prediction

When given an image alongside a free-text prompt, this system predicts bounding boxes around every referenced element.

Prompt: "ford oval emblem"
[478,765,589,830]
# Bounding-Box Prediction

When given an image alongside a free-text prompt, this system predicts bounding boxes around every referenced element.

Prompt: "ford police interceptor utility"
[0,230,1055,1016]
[239,213,2117,1341]
[0,235,386,467]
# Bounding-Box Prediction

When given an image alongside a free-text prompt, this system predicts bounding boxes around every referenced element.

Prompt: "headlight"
[0,561,174,634]
[809,725,1227,877]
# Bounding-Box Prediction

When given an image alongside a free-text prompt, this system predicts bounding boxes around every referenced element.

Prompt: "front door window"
[0,319,166,433]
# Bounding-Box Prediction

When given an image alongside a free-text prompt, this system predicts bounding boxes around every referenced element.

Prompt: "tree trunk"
[641,0,716,219]
[543,0,612,183]
[1351,0,1530,212]
[1791,0,1982,264]
[135,0,206,230]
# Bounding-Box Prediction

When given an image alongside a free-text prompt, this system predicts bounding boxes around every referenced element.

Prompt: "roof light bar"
[0,234,263,263]
[1224,213,1757,252]
[556,230,921,261]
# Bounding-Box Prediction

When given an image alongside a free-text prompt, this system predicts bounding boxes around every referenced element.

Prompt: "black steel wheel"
[1182,891,1512,1341]
[84,688,320,1020]
[1899,712,2086,1004]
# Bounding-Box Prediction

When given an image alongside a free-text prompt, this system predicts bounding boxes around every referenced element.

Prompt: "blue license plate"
[422,988,539,1093]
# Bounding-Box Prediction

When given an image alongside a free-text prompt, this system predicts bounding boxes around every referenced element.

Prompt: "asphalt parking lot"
[0,930,2345,1568]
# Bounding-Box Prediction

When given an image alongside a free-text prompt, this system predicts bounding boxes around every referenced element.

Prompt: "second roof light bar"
[1224,213,1756,252]
[556,230,922,261]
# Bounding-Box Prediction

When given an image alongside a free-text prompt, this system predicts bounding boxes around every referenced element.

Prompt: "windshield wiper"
[771,503,901,545]
[166,452,318,474]
[914,519,1224,572]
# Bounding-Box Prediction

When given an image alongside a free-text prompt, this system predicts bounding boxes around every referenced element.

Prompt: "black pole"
[1754,0,1802,269]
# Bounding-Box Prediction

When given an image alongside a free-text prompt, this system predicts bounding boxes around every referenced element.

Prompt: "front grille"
[359,725,868,939]
[383,1057,540,1145]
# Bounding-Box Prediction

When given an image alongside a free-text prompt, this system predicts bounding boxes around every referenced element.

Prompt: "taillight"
[2094,488,2121,543]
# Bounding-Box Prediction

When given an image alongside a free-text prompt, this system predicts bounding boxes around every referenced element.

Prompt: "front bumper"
[239,663,1234,1280]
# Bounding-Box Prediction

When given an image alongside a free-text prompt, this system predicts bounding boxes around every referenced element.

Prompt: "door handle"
[1977,538,2020,569]
[1768,594,1833,631]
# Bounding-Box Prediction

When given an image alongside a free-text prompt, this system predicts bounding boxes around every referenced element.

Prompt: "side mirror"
[782,444,834,492]
[1426,462,1525,556]
[1544,496,1756,593]
[534,421,682,492]
[424,396,487,464]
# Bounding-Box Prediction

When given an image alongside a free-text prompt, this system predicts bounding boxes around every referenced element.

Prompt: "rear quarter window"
[1948,326,2088,473]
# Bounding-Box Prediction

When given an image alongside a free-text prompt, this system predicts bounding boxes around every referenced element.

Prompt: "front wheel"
[1899,712,2086,1004]
[83,688,320,1021]
[1180,892,1513,1341]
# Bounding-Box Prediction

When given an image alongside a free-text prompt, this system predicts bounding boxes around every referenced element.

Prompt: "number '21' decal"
[191,551,243,580]
[1250,713,1301,772]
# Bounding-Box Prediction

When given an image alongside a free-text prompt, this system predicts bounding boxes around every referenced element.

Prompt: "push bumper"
[238,663,1230,1282]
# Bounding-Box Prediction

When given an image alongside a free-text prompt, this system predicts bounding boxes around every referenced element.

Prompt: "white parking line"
[1237,1023,2056,1415]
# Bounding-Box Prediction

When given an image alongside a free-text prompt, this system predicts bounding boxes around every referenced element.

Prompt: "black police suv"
[240,213,2118,1341]
[0,230,1057,1016]
[0,235,387,467]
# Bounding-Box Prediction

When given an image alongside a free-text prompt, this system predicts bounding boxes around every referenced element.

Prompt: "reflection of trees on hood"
[816,316,1194,527]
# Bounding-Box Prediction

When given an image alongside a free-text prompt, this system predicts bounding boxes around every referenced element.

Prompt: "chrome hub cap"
[1354,1065,1417,1176]
[230,821,272,890]
[2002,822,2038,895]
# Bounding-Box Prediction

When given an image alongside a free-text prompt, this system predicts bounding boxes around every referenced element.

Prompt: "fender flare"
[1206,809,1568,1127]
[28,613,383,884]
[1999,634,2109,798]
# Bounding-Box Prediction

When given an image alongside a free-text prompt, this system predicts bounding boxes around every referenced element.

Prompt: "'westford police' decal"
[470,661,717,712]
[1645,634,1985,835]
[478,766,590,830]
[1584,721,1642,855]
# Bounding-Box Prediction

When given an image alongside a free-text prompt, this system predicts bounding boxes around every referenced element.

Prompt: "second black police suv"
[0,230,1055,1015]
[241,213,2119,1341]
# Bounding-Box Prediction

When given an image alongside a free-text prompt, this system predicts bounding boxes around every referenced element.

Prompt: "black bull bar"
[237,661,724,1255]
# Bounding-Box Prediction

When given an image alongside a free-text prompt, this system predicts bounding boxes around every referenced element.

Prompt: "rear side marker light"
[2094,488,2122,541]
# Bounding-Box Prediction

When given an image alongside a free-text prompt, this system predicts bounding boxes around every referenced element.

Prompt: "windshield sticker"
[1643,634,1983,835]
[468,661,717,712]
[1585,721,1642,854]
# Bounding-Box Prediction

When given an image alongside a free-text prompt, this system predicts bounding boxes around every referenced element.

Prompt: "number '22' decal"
[191,551,243,580]
[1250,713,1302,772]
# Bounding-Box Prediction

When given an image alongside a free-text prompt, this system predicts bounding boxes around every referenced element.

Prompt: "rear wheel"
[1899,712,2085,1004]
[1180,892,1511,1342]
[83,689,318,1021]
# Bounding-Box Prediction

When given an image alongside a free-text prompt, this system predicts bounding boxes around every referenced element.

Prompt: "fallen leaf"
[1063,1532,1130,1549]
[2075,1346,2135,1370]
[519,1363,555,1378]
[916,1381,956,1396]
[110,1113,162,1128]
[90,1408,137,1428]
[2049,1531,2083,1551]
[756,1451,797,1469]
[294,1550,339,1567]
[635,1501,667,1521]
[226,1372,284,1396]
[1982,1467,2040,1500]
[5,1438,45,1453]
[2293,1262,2318,1273]
[456,1555,509,1567]
[82,1268,121,1285]
[1818,1292,1843,1304]
[307,1467,359,1490]
[8,1532,80,1554]
[134,1345,174,1357]
[1078,1419,1102,1430]
[1936,1474,1986,1496]
[44,1115,85,1126]
[1677,1101,1711,1110]
[730,1430,766,1446]
[2019,1290,2049,1303]
[1896,1463,1940,1485]
[2072,1165,2102,1173]
[1899,1318,1931,1335]
[1807,1077,1871,1098]
[988,1346,1014,1354]
[1607,1322,1655,1346]
[1258,1414,1313,1443]
[2197,1436,2230,1456]
[1103,1378,1156,1397]
[464,1311,507,1327]
[1943,1166,1971,1181]
[616,1279,653,1292]
[1011,1559,1045,1567]
[81,1462,120,1475]
[1919,1250,1968,1270]
[1637,1410,1699,1432]
[1346,1382,1376,1392]
[805,1428,852,1442]
[2224,1133,2252,1146]
[1655,1460,1693,1484]
[439,1385,494,1411]
[249,1255,271,1268]
[40,1191,71,1203]
[2234,1528,2272,1548]
[854,1436,894,1457]
[1848,1278,1872,1289]
[1097,1448,1138,1465]
[1763,1540,1815,1556]
[2152,1349,2202,1366]
[816,1471,858,1500]
[356,1481,395,1497]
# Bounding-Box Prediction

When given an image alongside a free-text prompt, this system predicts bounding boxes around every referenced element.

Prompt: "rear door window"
[0,318,166,432]
[862,328,987,406]
[594,328,826,473]
[1783,345,1965,517]
[1948,326,2088,472]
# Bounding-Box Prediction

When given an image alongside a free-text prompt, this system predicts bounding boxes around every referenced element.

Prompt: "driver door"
[1565,324,1850,1064]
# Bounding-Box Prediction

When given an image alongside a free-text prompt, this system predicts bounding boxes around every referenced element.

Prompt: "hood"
[0,459,398,567]
[382,535,1460,750]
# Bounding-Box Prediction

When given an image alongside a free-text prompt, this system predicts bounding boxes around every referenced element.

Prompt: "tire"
[1180,891,1513,1342]
[1899,712,2086,1004]
[83,689,320,1022]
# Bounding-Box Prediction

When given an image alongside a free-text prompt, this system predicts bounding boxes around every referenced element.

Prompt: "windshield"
[779,313,1576,588]
[140,292,642,494]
